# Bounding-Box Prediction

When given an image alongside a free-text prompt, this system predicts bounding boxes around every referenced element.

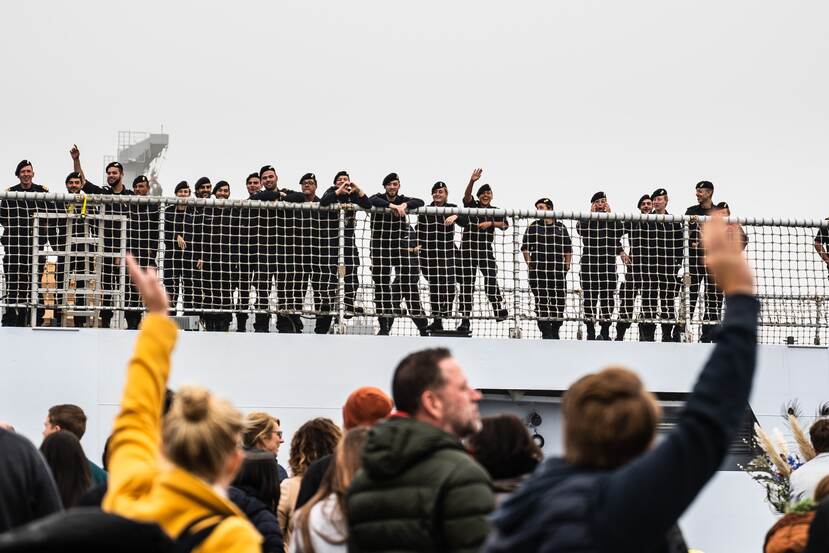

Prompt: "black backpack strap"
[173,514,228,553]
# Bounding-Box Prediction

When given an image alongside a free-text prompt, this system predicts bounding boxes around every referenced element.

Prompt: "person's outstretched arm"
[596,216,758,551]
[103,255,176,513]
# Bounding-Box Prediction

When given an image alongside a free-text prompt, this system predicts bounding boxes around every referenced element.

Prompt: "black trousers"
[204,260,233,329]
[371,248,424,318]
[689,255,723,322]
[125,257,154,329]
[2,249,31,326]
[581,261,616,322]
[618,266,648,321]
[234,257,256,330]
[290,261,337,333]
[420,248,457,318]
[163,254,196,316]
[529,268,566,320]
[252,251,277,331]
[343,244,361,310]
[458,245,504,317]
[643,264,680,322]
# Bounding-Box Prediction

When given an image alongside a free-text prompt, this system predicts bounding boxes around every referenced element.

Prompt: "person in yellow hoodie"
[103,254,262,553]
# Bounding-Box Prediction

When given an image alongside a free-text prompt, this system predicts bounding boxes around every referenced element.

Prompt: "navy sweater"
[485,294,760,553]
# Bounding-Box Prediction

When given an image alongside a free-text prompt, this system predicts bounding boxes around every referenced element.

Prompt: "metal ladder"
[30,205,128,328]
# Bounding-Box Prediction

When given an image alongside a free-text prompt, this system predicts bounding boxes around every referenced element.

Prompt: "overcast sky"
[2,0,828,219]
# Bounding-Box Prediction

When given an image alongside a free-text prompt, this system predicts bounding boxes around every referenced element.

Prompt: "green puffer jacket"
[347,416,495,553]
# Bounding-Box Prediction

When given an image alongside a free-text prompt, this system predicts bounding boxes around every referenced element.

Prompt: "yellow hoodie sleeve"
[104,314,178,513]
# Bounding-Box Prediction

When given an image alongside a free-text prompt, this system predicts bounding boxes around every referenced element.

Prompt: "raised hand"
[125,254,169,314]
[70,144,80,160]
[470,168,483,183]
[702,215,754,296]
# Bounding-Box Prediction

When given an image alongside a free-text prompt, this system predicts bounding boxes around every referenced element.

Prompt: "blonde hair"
[162,386,244,482]
[243,412,277,449]
[295,427,369,553]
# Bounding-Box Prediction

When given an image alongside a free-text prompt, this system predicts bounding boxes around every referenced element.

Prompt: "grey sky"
[2,0,828,218]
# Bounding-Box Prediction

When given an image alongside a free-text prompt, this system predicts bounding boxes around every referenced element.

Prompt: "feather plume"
[817,402,829,418]
[755,423,791,476]
[789,414,816,461]
[782,400,803,420]
[774,428,790,456]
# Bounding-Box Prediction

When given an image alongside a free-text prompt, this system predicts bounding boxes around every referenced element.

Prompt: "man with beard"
[368,173,427,336]
[198,180,235,331]
[50,172,90,327]
[0,159,50,327]
[417,181,460,332]
[124,175,159,329]
[234,172,262,331]
[616,194,655,341]
[278,173,339,334]
[521,198,572,339]
[457,168,509,335]
[73,148,134,328]
[347,348,495,552]
[162,181,199,318]
[684,180,719,342]
[649,188,684,342]
[319,171,372,318]
[576,192,629,341]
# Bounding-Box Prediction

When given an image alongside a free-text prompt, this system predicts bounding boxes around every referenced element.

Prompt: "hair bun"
[178,387,210,422]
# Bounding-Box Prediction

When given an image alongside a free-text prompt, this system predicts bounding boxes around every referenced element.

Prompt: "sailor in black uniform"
[576,191,628,340]
[124,175,159,329]
[617,194,654,341]
[521,198,572,339]
[684,180,719,342]
[457,168,509,335]
[1,160,51,326]
[368,173,427,335]
[417,181,460,332]
[319,171,372,317]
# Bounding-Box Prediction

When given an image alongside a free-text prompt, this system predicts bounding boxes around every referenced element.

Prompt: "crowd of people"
[3,216,826,552]
[6,146,822,343]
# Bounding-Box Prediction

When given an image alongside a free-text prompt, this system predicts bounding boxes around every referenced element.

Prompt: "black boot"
[672,323,684,342]
[236,313,248,332]
[426,318,444,332]
[290,314,304,333]
[377,316,394,336]
[661,323,673,342]
[700,324,713,343]
[125,313,141,330]
[639,322,656,342]
[599,322,611,341]
[494,308,509,322]
[537,321,554,339]
[315,315,333,334]
[615,322,631,341]
[586,323,596,341]
[253,313,270,333]
[456,319,471,334]
[414,317,430,336]
[550,321,562,340]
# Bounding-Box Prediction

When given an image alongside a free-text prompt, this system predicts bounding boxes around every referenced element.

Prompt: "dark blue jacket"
[484,294,759,553]
[229,485,284,553]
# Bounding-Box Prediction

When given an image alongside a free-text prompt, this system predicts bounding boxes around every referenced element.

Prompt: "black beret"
[432,181,447,193]
[590,191,606,203]
[637,194,652,208]
[212,180,230,195]
[333,170,349,184]
[696,180,714,190]
[714,201,730,210]
[535,197,553,209]
[300,172,317,184]
[259,165,276,177]
[383,173,399,187]
[651,188,668,199]
[15,159,32,177]
[133,175,149,186]
[174,181,190,193]
[246,173,260,183]
[476,183,492,197]
[195,176,211,188]
[65,172,83,184]
[105,161,123,172]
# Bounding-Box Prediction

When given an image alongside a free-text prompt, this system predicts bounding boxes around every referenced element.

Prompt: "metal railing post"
[510,216,522,338]
[336,207,347,334]
[682,219,692,343]
[29,215,41,327]
[118,213,128,329]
